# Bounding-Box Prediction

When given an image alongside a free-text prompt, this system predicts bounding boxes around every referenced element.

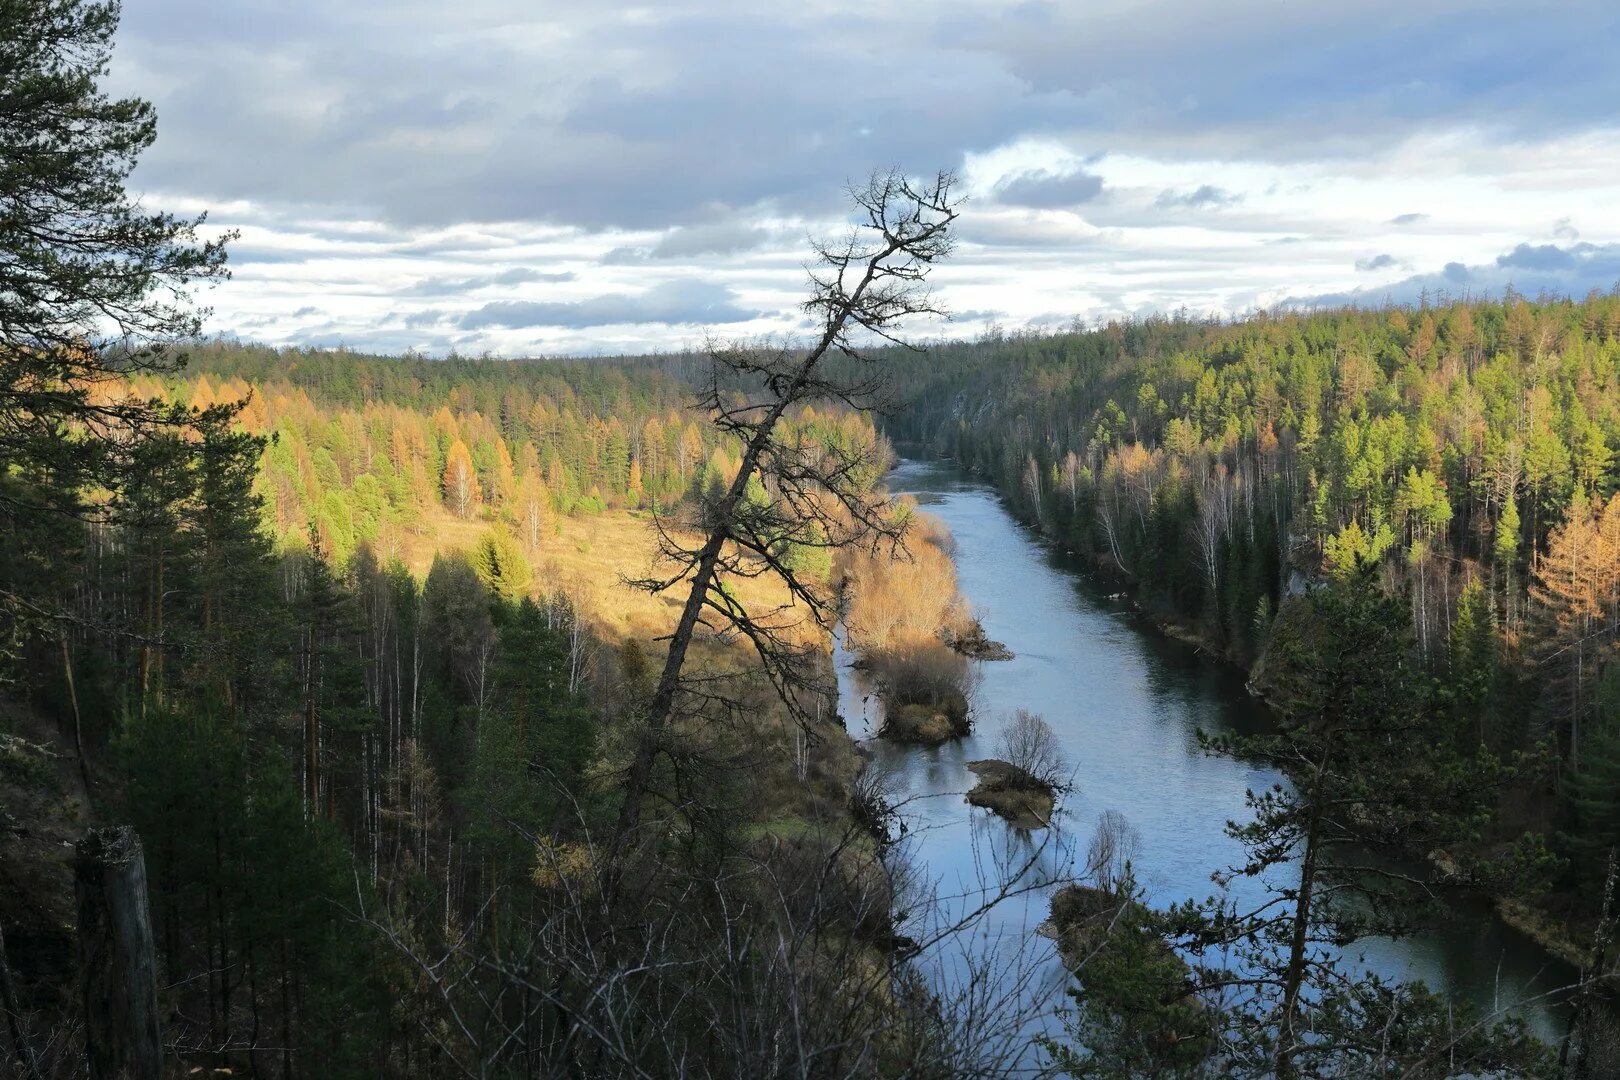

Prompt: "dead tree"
[614,169,959,856]
[75,827,162,1080]
[997,708,1066,790]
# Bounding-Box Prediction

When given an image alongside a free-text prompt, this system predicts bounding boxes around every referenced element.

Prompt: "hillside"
[879,294,1620,937]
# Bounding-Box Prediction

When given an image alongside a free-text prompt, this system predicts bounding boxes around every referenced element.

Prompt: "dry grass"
[394,507,862,845]
[397,507,807,650]
[839,509,970,653]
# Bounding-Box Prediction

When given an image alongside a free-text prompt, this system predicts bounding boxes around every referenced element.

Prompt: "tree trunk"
[1566,849,1619,1076]
[604,173,953,869]
[1276,804,1322,1080]
[304,625,319,814]
[60,635,90,790]
[75,826,163,1080]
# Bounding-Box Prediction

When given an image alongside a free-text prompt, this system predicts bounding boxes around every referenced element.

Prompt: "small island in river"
[964,758,1055,828]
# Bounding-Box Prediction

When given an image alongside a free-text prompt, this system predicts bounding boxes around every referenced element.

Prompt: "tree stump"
[75,826,162,1080]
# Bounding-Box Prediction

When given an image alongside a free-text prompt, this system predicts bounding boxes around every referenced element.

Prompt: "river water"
[835,457,1575,1066]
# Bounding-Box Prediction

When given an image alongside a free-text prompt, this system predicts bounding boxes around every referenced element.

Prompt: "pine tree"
[294,527,368,816]
[0,0,230,506]
[1450,577,1501,747]
[186,410,278,712]
[1185,575,1528,1077]
[1569,665,1620,870]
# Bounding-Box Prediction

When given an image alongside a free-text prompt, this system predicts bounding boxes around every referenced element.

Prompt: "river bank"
[935,454,1601,986]
[844,456,1577,1056]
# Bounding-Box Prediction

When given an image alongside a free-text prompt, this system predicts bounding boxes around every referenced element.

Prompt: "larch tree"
[1531,489,1620,770]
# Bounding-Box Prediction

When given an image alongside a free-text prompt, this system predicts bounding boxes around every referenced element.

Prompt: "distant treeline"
[145,342,882,563]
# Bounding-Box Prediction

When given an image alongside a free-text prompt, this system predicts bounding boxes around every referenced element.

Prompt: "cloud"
[600,247,650,265]
[1355,253,1401,272]
[1495,242,1577,272]
[1154,184,1240,209]
[403,267,575,296]
[1287,240,1620,309]
[958,212,1105,249]
[402,309,450,329]
[450,280,761,330]
[109,0,1620,243]
[944,3,1620,158]
[114,6,1051,232]
[287,327,467,354]
[102,1,1620,354]
[227,243,326,266]
[991,170,1104,208]
[649,223,779,259]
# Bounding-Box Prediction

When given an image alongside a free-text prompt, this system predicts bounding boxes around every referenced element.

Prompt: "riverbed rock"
[964,759,1055,828]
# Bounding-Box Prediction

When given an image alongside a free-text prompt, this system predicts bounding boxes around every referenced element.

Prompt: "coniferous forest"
[5,1,1620,1078]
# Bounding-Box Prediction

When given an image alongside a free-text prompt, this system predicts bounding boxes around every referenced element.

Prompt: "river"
[834,457,1576,1068]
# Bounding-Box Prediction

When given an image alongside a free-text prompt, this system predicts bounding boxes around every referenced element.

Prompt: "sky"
[110,0,1620,357]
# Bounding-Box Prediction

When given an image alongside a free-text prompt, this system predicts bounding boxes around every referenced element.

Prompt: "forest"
[882,295,1620,947]
[6,0,1620,1077]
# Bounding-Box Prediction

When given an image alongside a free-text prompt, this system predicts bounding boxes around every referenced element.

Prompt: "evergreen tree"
[0,0,230,503]
[1450,576,1501,747]
[1568,665,1620,870]
[1180,575,1533,1077]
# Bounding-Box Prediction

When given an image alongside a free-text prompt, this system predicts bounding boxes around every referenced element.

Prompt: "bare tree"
[615,170,959,856]
[997,708,1066,790]
[358,789,1068,1079]
[1083,809,1141,896]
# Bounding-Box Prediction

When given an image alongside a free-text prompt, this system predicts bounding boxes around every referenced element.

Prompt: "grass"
[395,505,866,849]
[397,506,805,650]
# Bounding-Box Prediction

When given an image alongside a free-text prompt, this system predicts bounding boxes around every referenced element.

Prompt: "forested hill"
[886,295,1618,647]
[146,341,877,565]
[881,292,1620,914]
